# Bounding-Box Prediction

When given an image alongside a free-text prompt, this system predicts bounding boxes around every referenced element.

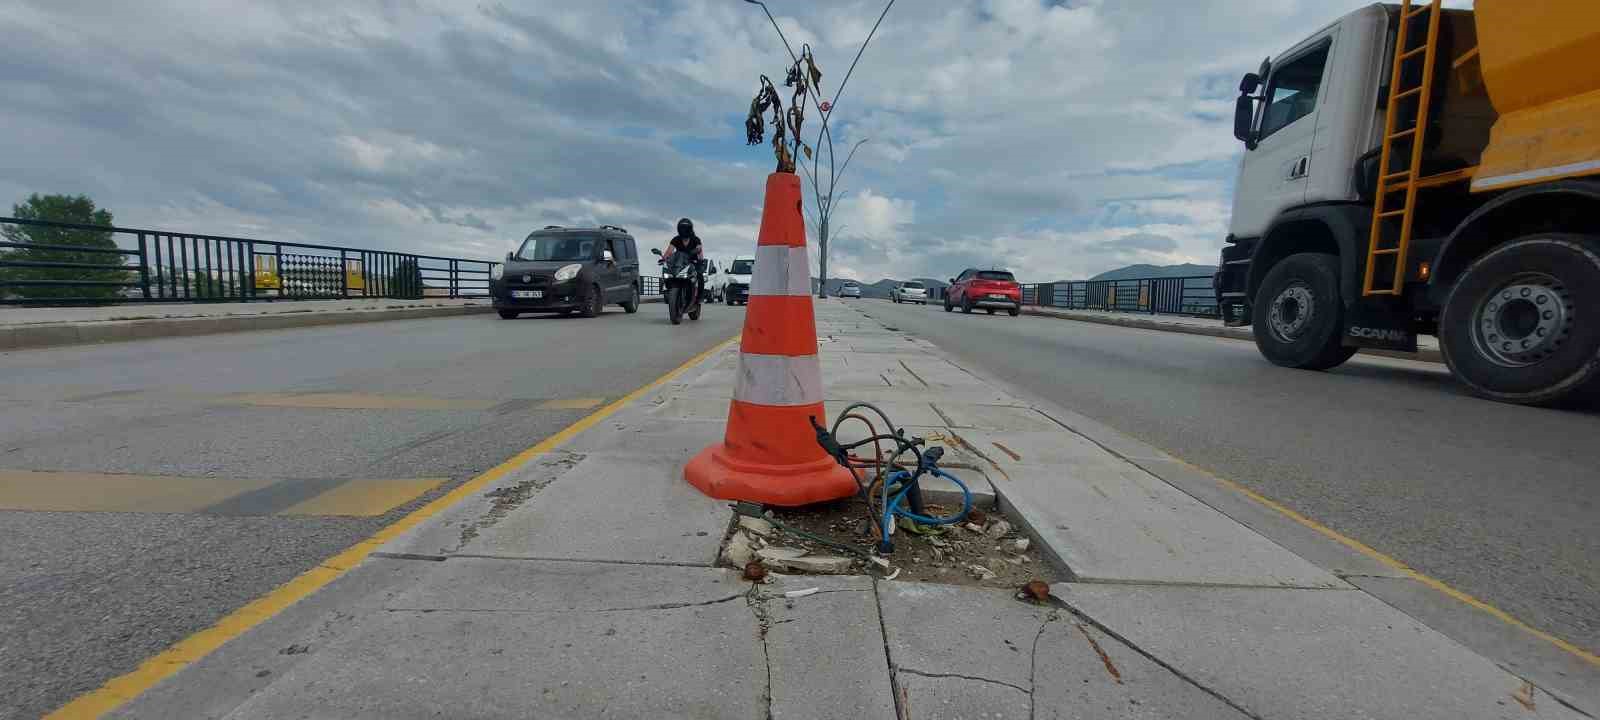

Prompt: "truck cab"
[1215,1,1600,405]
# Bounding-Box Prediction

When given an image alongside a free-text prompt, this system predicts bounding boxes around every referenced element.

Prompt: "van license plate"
[513,290,542,299]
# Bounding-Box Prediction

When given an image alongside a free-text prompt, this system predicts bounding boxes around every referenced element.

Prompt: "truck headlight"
[490,264,504,281]
[554,264,582,282]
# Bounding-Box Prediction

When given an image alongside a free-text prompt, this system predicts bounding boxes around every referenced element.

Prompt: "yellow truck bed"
[1472,0,1600,191]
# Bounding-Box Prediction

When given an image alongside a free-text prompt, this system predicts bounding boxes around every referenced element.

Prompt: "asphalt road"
[859,299,1600,657]
[0,303,743,720]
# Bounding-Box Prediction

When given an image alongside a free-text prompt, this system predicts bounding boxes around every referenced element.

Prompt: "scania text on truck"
[1215,0,1600,405]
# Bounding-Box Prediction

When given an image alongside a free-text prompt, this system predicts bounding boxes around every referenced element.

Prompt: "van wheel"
[497,310,519,320]
[580,283,604,318]
[1440,234,1600,405]
[1252,253,1356,370]
[621,284,640,313]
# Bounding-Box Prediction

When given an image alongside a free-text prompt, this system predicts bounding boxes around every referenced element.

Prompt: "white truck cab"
[1228,7,1389,239]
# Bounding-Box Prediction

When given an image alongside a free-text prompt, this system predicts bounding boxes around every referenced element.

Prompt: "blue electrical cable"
[878,461,971,553]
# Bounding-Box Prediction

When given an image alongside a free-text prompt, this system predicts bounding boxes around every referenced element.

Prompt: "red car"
[944,268,1021,316]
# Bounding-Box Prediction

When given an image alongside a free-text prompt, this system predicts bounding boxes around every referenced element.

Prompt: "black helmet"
[676,218,694,237]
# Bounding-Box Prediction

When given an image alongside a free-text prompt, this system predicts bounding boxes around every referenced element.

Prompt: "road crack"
[896,667,1030,696]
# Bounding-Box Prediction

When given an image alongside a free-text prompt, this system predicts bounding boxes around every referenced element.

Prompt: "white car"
[724,255,754,305]
[839,281,863,298]
[892,281,928,305]
[703,257,727,303]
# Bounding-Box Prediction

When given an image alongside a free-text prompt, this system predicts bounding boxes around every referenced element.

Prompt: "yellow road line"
[0,471,277,514]
[279,478,445,517]
[45,334,741,720]
[1192,461,1600,668]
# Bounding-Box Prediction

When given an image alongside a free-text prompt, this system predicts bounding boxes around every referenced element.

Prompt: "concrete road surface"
[858,300,1600,659]
[0,304,743,719]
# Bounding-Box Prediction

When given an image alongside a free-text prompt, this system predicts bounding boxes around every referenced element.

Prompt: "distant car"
[703,257,727,303]
[491,225,640,319]
[839,281,862,298]
[724,255,754,305]
[892,281,928,305]
[944,268,1020,316]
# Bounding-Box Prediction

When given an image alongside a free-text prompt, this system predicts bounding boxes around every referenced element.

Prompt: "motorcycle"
[651,248,703,325]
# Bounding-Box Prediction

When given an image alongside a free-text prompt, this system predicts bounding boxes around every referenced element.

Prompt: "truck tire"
[621,284,640,314]
[1252,253,1356,371]
[1439,234,1600,406]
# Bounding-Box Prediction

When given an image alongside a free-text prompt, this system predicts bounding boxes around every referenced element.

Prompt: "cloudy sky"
[4,0,1422,282]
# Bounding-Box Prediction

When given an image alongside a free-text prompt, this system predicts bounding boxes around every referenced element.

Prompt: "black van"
[492,225,641,319]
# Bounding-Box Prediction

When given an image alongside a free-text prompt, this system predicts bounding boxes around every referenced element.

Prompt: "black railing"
[0,217,499,305]
[1018,276,1218,318]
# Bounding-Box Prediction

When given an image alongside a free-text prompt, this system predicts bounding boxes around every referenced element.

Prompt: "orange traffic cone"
[684,173,857,507]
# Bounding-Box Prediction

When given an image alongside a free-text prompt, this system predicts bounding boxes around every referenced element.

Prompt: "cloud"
[2,0,1397,283]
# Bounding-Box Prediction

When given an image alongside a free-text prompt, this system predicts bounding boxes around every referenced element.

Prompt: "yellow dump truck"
[1216,0,1600,404]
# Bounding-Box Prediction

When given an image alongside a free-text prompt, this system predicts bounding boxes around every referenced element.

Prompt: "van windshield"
[517,234,599,261]
[730,259,754,274]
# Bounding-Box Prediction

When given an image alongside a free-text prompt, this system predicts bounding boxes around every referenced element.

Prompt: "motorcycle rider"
[661,217,706,302]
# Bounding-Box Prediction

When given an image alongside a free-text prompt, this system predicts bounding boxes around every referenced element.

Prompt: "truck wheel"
[1252,253,1356,371]
[1440,234,1600,405]
[621,284,639,313]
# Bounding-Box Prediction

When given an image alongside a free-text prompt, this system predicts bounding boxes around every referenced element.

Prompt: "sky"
[2,0,1431,283]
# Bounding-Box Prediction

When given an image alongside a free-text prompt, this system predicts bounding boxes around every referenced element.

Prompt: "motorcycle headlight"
[553,264,582,282]
[489,264,504,281]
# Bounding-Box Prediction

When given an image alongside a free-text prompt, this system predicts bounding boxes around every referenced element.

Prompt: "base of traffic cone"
[684,443,858,507]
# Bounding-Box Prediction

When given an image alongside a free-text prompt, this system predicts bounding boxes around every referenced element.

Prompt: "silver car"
[839,281,862,298]
[892,280,928,305]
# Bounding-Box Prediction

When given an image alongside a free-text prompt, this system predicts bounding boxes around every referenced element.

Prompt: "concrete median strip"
[87,301,1596,720]
[0,299,498,352]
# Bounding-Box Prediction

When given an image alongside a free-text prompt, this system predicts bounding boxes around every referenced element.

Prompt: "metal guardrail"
[0,217,499,305]
[1018,276,1218,318]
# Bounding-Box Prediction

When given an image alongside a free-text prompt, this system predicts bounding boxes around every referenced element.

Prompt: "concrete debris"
[1013,538,1031,552]
[722,531,757,567]
[963,522,985,534]
[967,564,998,581]
[985,520,1013,539]
[738,516,776,537]
[756,546,854,574]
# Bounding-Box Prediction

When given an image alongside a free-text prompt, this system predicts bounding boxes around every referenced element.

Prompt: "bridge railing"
[0,216,499,305]
[1017,276,1218,318]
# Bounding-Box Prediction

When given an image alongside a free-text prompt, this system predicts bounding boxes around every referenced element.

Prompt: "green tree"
[1,194,130,301]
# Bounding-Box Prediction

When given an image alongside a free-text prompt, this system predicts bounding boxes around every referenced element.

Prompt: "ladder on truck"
[1362,0,1477,296]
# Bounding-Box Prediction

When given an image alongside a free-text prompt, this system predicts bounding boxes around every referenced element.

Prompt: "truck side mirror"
[1234,94,1258,149]
[505,251,514,262]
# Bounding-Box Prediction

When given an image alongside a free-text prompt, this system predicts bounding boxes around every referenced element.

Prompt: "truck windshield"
[517,234,599,261]
[730,259,754,274]
[976,271,1015,282]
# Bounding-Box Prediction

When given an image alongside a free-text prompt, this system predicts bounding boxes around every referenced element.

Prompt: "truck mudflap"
[1342,299,1419,353]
